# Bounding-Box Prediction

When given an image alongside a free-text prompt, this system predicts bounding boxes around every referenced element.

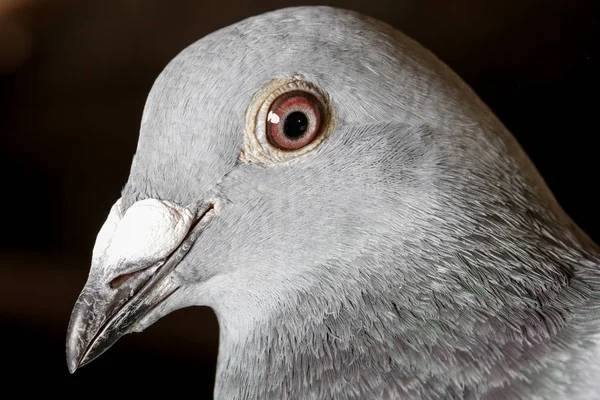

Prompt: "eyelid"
[240,75,334,166]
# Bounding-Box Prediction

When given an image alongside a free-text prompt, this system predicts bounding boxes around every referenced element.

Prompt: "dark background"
[1,0,598,397]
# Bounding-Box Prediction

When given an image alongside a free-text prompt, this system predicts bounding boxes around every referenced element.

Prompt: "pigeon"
[66,6,600,399]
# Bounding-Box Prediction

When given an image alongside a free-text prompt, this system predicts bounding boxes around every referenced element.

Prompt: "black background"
[1,0,598,397]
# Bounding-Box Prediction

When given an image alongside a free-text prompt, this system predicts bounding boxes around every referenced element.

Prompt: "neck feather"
[212,248,600,399]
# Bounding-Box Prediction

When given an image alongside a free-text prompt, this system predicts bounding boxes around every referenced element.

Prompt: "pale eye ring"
[266,90,323,151]
[242,77,332,165]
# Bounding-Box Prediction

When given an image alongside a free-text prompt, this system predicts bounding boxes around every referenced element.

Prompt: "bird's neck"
[211,263,599,400]
[214,297,431,399]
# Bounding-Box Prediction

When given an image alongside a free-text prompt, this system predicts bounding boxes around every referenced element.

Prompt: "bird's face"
[67,7,524,373]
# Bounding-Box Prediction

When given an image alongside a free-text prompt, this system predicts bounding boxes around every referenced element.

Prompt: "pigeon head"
[66,6,599,398]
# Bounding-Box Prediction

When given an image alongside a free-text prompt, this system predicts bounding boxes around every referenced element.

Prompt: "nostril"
[109,266,152,289]
[109,272,136,289]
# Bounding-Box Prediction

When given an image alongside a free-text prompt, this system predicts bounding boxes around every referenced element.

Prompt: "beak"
[66,201,216,373]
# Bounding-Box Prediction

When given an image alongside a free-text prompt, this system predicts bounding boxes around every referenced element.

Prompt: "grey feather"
[86,6,600,399]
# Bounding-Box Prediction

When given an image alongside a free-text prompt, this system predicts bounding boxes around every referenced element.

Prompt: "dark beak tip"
[66,334,82,374]
[66,334,80,374]
[67,359,78,374]
[66,297,89,375]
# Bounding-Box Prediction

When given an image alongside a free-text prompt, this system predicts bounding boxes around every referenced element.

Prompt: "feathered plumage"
[67,7,600,399]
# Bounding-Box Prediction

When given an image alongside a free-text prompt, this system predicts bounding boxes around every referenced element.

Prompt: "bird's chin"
[66,202,217,373]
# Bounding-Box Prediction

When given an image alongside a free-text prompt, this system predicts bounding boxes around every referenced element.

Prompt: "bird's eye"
[241,76,332,165]
[266,91,322,151]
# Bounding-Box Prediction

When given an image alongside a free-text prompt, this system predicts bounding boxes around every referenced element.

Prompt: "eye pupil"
[283,111,308,139]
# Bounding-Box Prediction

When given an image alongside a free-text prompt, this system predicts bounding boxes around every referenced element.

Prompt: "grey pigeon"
[66,6,600,399]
